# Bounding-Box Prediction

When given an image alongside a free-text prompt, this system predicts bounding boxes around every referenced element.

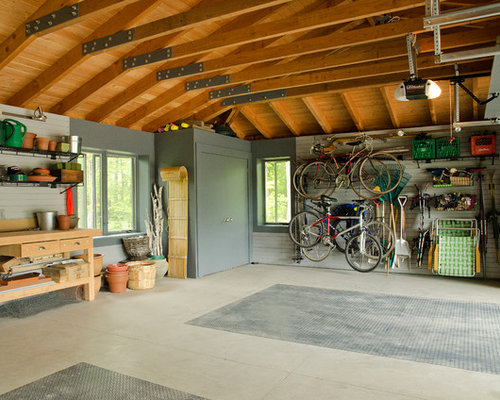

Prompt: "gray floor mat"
[188,284,500,374]
[0,362,208,399]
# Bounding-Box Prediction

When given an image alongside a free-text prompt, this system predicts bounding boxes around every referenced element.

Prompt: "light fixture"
[32,106,47,121]
[394,78,442,101]
[394,33,442,101]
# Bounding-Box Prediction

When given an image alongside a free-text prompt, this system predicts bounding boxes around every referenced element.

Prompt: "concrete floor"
[1,264,500,400]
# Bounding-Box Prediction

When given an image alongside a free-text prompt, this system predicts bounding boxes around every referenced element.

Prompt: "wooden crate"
[50,169,83,183]
[44,262,88,282]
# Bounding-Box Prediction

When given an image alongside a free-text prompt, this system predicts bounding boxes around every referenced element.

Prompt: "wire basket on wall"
[122,235,150,261]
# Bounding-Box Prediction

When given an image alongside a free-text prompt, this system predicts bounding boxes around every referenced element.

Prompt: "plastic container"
[412,139,435,159]
[126,261,156,290]
[436,137,460,158]
[36,211,57,230]
[471,134,496,156]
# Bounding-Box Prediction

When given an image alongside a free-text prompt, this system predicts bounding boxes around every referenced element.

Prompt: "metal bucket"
[61,136,82,154]
[36,211,57,231]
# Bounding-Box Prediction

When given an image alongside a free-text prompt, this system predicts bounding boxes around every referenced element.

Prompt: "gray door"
[197,148,249,276]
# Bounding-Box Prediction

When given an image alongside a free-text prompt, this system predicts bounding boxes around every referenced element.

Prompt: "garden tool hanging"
[395,195,411,268]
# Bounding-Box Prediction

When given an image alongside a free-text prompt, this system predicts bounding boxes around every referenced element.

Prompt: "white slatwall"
[254,130,500,279]
[0,105,70,219]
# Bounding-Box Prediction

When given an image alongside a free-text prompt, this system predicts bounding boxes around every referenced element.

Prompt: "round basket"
[122,235,150,260]
[126,261,156,290]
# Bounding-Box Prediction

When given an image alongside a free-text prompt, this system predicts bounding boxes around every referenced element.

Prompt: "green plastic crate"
[412,138,435,159]
[436,137,460,158]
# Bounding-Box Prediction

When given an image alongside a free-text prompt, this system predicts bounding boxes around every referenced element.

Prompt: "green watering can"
[1,119,27,147]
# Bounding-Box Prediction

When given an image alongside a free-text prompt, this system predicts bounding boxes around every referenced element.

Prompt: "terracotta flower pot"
[106,263,128,272]
[57,215,71,230]
[22,132,37,149]
[106,272,128,293]
[35,137,50,150]
[48,140,57,151]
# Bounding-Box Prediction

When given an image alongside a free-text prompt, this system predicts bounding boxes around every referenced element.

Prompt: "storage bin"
[126,261,156,289]
[412,139,435,159]
[435,137,460,158]
[471,134,496,156]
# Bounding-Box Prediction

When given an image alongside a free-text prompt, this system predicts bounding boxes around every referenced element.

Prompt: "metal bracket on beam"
[157,62,204,81]
[123,48,172,70]
[82,29,135,55]
[221,89,287,106]
[209,84,252,99]
[25,4,79,36]
[424,3,500,28]
[185,75,230,91]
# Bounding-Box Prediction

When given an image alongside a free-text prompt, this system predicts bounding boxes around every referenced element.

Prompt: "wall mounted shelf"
[0,145,79,162]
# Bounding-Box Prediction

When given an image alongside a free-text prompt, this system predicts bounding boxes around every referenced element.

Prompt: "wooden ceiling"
[0,0,498,140]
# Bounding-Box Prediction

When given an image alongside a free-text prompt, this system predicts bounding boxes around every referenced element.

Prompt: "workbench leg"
[83,247,95,301]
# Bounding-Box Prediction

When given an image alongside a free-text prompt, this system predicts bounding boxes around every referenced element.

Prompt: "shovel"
[395,196,411,267]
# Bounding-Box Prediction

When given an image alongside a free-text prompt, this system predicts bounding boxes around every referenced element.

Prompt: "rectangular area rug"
[188,284,500,374]
[0,362,208,400]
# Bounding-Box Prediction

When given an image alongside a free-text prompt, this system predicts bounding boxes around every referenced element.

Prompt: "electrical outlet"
[0,209,5,219]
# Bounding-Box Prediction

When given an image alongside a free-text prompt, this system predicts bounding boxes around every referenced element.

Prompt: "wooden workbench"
[0,229,101,302]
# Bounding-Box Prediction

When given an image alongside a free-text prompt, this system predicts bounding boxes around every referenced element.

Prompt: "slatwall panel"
[254,129,500,279]
[0,104,70,219]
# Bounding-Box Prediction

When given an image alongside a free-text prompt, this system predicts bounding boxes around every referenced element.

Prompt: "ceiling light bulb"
[426,79,442,99]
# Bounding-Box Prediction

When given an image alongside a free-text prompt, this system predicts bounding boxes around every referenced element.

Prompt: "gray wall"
[70,118,155,265]
[155,128,251,277]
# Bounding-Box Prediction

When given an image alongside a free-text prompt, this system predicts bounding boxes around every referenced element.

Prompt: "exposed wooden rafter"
[0,0,139,72]
[8,0,165,107]
[269,101,301,136]
[303,96,334,134]
[240,106,274,138]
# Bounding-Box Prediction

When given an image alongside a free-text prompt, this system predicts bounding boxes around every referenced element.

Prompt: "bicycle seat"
[320,195,338,203]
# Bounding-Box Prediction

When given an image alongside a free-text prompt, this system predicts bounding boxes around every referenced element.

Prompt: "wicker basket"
[450,176,473,186]
[126,261,156,289]
[122,236,150,261]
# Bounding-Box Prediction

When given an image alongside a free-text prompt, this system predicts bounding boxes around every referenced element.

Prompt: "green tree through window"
[265,160,291,224]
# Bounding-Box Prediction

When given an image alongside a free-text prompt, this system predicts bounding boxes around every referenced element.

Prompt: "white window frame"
[78,150,138,235]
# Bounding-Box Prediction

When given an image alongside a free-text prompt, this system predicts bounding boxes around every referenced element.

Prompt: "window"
[264,160,291,224]
[78,151,137,234]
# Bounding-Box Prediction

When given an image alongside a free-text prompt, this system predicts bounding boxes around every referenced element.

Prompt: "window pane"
[107,156,135,232]
[265,160,291,224]
[77,153,102,229]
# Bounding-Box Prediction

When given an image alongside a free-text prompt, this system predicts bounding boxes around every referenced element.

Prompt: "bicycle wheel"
[288,211,322,248]
[292,163,306,197]
[349,159,386,200]
[345,233,382,272]
[302,235,333,261]
[299,161,335,200]
[359,151,403,195]
[365,221,395,259]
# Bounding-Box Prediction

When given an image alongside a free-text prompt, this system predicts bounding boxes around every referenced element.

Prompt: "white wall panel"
[254,131,500,279]
[0,104,70,220]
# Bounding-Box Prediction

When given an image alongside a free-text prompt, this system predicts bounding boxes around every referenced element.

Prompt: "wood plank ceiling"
[0,0,498,140]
